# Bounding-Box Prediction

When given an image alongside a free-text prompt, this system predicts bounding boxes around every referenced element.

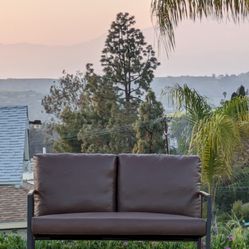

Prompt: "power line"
[59,116,169,141]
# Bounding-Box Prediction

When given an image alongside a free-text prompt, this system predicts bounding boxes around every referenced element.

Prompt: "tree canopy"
[169,84,249,207]
[42,12,165,154]
[101,12,159,113]
[133,89,165,153]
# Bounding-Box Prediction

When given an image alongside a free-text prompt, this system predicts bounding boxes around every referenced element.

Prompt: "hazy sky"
[0,0,249,78]
[0,0,152,45]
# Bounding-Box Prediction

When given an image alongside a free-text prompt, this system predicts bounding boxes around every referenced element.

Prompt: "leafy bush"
[1,223,249,249]
[216,168,249,212]
[0,233,25,249]
[232,200,243,218]
[0,236,196,249]
[232,201,249,221]
[241,203,249,221]
[224,216,249,249]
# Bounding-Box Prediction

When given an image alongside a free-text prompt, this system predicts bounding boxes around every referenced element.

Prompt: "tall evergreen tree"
[78,64,118,153]
[42,13,161,153]
[133,89,165,153]
[101,12,159,114]
[100,12,160,151]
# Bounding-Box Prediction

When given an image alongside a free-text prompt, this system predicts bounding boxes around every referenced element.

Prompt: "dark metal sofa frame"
[27,190,212,249]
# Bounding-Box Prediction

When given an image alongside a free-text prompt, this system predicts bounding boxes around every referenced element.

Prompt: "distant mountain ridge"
[152,72,249,110]
[0,72,249,120]
[1,22,249,78]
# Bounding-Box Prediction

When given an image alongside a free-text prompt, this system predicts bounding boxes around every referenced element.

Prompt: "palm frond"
[169,84,211,124]
[168,83,249,198]
[219,96,249,121]
[151,0,249,51]
[190,113,240,188]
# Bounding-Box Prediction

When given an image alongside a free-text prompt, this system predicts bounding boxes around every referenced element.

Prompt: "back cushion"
[118,154,201,217]
[34,153,117,215]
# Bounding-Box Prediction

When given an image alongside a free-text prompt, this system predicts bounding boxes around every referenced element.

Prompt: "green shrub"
[0,233,25,249]
[232,201,249,221]
[217,211,230,223]
[216,168,249,212]
[232,200,243,219]
[1,226,249,249]
[241,203,249,221]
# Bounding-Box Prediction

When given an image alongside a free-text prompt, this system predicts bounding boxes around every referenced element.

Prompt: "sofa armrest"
[199,191,210,198]
[198,191,212,218]
[27,190,37,229]
[27,190,36,217]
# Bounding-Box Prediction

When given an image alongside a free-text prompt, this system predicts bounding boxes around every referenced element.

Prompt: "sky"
[0,0,152,45]
[0,0,249,78]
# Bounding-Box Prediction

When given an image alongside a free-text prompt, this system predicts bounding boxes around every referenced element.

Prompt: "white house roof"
[0,106,28,185]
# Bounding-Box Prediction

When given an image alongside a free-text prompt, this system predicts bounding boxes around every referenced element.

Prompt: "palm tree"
[170,84,249,208]
[151,0,249,52]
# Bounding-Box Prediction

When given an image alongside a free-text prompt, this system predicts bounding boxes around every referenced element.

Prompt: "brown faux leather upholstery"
[32,212,206,236]
[34,154,117,215]
[118,154,201,217]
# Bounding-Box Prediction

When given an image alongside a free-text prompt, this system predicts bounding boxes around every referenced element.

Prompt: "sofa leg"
[206,232,211,249]
[197,238,202,249]
[27,234,35,249]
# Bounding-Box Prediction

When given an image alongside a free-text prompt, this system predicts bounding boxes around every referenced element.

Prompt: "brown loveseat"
[27,154,211,249]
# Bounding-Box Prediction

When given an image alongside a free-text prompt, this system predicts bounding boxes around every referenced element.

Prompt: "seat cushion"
[34,153,117,215]
[32,212,206,236]
[118,154,201,217]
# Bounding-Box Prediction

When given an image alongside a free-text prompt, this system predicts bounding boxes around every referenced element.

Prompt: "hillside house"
[0,106,32,233]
